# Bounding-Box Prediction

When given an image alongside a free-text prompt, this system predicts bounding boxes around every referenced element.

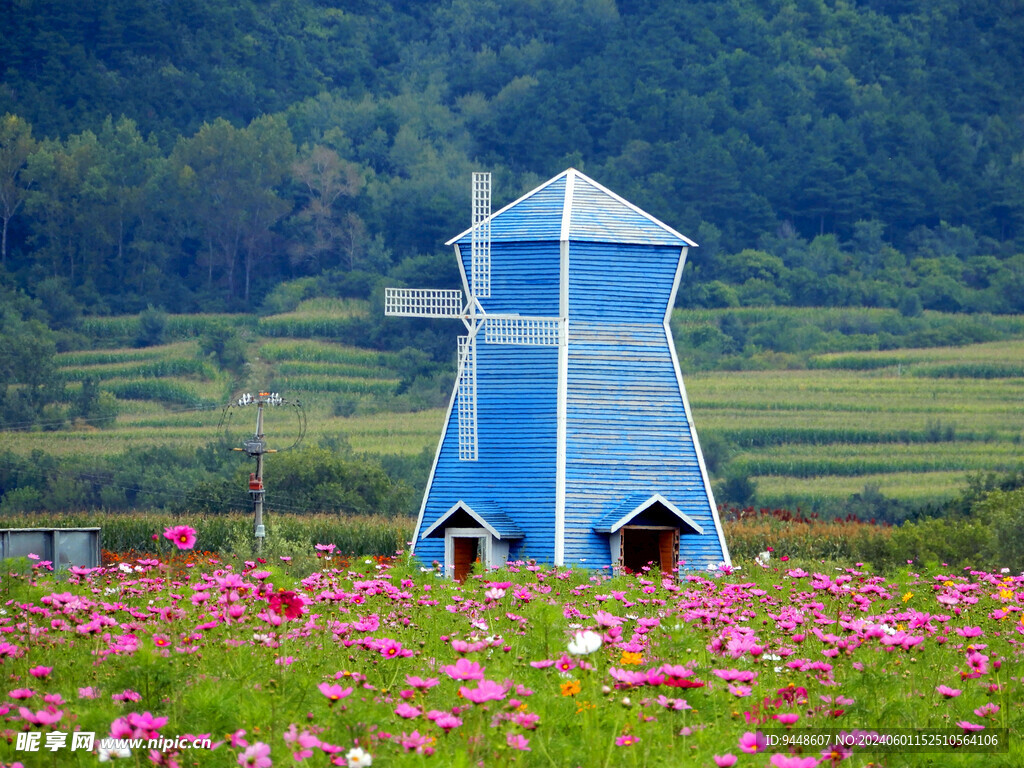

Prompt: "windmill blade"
[484,316,560,346]
[456,334,478,461]
[471,172,491,299]
[385,287,465,317]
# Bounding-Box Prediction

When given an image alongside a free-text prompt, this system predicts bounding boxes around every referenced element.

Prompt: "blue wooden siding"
[414,342,559,566]
[569,175,690,246]
[460,241,560,316]
[568,242,681,323]
[562,321,726,569]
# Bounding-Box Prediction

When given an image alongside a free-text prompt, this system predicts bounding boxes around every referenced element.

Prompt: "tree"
[288,144,365,272]
[0,114,36,265]
[171,116,295,303]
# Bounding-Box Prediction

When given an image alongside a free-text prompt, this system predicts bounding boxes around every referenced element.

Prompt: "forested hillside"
[1,0,1022,324]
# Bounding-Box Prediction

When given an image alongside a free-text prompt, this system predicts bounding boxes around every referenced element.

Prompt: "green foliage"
[198,324,247,374]
[971,488,1024,570]
[135,305,168,347]
[0,1,1022,315]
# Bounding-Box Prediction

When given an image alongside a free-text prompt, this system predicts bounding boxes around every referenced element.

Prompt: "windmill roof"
[420,500,524,540]
[447,168,697,247]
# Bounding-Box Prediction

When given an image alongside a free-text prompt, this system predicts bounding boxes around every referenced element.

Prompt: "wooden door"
[658,529,678,575]
[452,537,478,583]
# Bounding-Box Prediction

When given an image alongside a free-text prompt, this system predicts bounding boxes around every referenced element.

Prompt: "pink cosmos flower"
[507,733,530,751]
[770,755,819,768]
[164,525,198,551]
[775,712,800,725]
[318,683,353,704]
[404,675,439,690]
[394,703,421,719]
[400,730,434,755]
[283,724,320,760]
[554,654,577,673]
[957,721,985,732]
[238,741,272,768]
[8,689,34,700]
[78,687,99,700]
[615,734,640,747]
[974,703,999,718]
[19,706,63,726]
[713,756,738,768]
[434,714,462,732]
[739,731,767,754]
[28,666,52,679]
[936,685,961,698]
[458,679,507,703]
[441,658,485,681]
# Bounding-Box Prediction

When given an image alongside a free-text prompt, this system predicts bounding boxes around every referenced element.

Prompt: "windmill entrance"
[451,535,485,583]
[619,526,678,575]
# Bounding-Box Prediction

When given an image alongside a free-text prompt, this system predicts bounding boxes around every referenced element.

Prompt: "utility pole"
[232,392,283,552]
[222,390,305,552]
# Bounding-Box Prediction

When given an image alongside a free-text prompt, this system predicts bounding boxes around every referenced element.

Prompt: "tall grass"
[105,380,215,407]
[258,340,387,365]
[0,510,414,556]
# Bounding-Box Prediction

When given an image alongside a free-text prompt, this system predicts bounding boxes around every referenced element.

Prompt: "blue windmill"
[386,169,730,580]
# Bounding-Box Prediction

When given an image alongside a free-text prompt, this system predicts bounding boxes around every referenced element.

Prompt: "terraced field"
[6,305,1022,512]
[686,339,1024,507]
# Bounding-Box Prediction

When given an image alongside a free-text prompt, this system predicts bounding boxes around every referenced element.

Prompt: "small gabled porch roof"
[592,493,705,535]
[420,500,524,541]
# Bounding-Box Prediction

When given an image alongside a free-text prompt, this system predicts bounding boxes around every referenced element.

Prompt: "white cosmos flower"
[345,746,373,767]
[567,629,603,655]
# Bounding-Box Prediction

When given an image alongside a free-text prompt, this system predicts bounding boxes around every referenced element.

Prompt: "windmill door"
[621,526,678,575]
[452,536,484,582]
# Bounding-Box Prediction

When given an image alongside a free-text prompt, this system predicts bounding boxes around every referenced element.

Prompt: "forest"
[1,0,1023,521]
[1,0,1022,321]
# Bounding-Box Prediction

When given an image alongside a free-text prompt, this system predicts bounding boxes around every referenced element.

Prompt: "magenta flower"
[400,730,435,755]
[506,733,531,751]
[19,706,63,726]
[28,666,52,679]
[713,756,737,768]
[739,731,767,754]
[974,703,1000,718]
[394,703,421,719]
[770,755,820,768]
[318,683,353,704]
[615,734,640,747]
[775,712,800,725]
[238,741,272,768]
[78,687,99,700]
[283,724,320,760]
[936,685,961,698]
[458,679,508,704]
[434,714,462,732]
[441,658,485,681]
[957,721,985,732]
[404,675,439,690]
[164,525,198,551]
[8,689,34,700]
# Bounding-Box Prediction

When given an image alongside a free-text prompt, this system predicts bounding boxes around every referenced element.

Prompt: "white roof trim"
[446,168,698,247]
[605,493,706,536]
[420,500,501,540]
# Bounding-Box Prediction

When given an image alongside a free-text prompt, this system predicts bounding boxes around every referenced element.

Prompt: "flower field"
[1,531,1022,767]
